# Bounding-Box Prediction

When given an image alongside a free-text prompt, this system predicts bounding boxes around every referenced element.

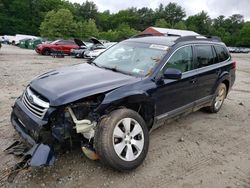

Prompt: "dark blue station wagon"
[10,35,235,170]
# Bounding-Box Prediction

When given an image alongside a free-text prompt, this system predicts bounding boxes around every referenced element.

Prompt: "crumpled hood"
[30,63,138,106]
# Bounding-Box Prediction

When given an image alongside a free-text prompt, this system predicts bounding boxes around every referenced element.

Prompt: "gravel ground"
[0,44,250,188]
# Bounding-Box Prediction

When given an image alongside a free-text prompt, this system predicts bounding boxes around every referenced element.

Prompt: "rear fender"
[212,71,230,95]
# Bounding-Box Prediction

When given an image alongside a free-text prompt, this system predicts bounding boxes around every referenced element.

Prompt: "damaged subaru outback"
[10,35,235,171]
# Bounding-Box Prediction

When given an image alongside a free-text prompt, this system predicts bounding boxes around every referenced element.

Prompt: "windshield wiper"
[102,66,118,72]
[91,61,101,68]
[101,66,133,76]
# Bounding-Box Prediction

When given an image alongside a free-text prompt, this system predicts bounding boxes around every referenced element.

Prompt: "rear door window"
[195,45,215,68]
[214,45,230,63]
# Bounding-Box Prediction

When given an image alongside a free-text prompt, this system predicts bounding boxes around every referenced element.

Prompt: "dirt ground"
[0,44,250,188]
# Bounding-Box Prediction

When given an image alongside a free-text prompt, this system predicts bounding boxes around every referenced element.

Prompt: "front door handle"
[189,77,197,84]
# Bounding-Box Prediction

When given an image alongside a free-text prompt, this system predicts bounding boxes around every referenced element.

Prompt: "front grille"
[22,87,49,119]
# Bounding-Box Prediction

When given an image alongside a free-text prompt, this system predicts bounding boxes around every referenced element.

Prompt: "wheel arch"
[42,47,51,55]
[213,72,230,95]
[222,79,230,94]
[95,92,156,130]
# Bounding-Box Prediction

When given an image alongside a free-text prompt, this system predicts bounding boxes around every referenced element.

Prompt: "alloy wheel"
[113,118,144,161]
[214,87,226,110]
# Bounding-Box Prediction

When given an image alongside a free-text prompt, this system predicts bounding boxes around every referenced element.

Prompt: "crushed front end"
[10,86,103,167]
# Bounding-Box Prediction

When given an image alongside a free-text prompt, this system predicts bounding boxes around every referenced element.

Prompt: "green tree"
[0,0,73,35]
[174,21,187,30]
[78,19,99,39]
[40,9,77,39]
[110,8,139,30]
[155,19,171,28]
[238,22,250,46]
[0,0,37,35]
[213,15,225,29]
[76,1,98,20]
[0,0,249,47]
[99,30,119,41]
[116,23,139,41]
[164,3,186,27]
[186,11,212,35]
[137,7,154,31]
[96,10,112,31]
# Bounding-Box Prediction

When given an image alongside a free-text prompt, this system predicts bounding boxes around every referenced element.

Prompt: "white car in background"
[1,35,15,44]
[13,34,38,45]
[1,34,38,45]
[84,42,117,59]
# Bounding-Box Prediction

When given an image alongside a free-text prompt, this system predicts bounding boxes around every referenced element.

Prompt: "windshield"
[51,40,60,44]
[93,41,168,77]
[86,42,93,48]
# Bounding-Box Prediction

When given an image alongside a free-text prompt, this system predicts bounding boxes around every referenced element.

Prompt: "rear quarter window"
[214,45,230,62]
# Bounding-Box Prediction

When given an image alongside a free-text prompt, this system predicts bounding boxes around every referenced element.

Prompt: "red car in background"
[35,40,79,55]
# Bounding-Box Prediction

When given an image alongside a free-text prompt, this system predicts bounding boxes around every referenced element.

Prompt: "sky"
[69,0,250,21]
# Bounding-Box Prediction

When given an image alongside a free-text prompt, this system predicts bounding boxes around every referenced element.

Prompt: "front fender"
[95,90,153,115]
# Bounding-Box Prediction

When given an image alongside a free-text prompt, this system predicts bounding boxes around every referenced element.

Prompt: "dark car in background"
[10,35,235,171]
[35,39,79,55]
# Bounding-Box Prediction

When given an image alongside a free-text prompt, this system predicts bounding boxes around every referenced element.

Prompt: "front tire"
[94,109,149,171]
[206,83,227,113]
[42,48,51,56]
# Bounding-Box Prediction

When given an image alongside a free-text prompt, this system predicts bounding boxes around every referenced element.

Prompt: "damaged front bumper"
[10,97,56,167]
[10,96,100,167]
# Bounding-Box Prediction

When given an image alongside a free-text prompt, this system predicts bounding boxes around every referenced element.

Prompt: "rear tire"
[206,83,227,113]
[94,109,149,171]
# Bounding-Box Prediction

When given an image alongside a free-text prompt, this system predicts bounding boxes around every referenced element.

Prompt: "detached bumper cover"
[28,144,55,166]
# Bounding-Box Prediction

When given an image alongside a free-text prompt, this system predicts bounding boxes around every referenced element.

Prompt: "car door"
[153,45,197,118]
[54,40,64,52]
[66,41,78,54]
[56,40,73,54]
[192,45,220,102]
[59,40,71,54]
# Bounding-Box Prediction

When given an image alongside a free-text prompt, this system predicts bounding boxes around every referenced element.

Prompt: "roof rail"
[132,33,183,38]
[175,35,222,43]
[131,33,156,38]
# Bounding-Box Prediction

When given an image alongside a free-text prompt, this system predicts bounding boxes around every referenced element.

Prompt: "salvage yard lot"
[0,44,250,188]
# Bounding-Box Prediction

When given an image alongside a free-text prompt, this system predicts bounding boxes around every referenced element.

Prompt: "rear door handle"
[189,77,197,84]
[215,70,221,75]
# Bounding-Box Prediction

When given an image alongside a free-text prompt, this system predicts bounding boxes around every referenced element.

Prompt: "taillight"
[232,61,236,69]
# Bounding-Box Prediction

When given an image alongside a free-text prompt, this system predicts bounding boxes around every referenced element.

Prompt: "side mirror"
[163,68,182,80]
[87,58,93,64]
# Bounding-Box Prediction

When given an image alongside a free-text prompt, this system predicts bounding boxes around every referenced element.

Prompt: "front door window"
[163,46,193,73]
